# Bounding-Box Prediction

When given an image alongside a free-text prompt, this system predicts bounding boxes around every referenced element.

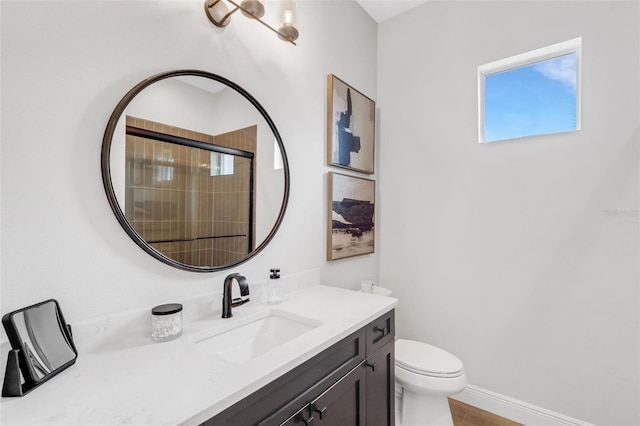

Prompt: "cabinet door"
[365,340,395,426]
[310,365,366,426]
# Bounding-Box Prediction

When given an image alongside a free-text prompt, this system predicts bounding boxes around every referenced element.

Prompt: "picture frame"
[327,74,376,174]
[327,172,375,261]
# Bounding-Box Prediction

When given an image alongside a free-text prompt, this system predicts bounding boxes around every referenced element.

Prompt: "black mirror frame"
[101,70,290,272]
[2,299,77,397]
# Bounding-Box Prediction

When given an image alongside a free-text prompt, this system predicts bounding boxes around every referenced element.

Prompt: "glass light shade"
[240,0,265,18]
[204,0,232,27]
[282,8,295,25]
[277,1,298,42]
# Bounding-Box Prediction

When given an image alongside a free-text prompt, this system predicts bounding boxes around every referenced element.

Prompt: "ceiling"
[355,0,429,23]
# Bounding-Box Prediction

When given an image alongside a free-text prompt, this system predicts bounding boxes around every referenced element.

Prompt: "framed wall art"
[327,172,375,261]
[327,74,375,174]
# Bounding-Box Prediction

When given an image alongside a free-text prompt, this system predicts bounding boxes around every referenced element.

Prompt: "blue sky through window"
[484,53,577,143]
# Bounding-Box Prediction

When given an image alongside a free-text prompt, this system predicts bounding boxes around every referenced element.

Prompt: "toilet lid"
[395,339,464,378]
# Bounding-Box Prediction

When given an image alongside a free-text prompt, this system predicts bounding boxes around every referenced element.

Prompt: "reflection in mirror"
[102,71,290,272]
[2,300,77,396]
[125,119,255,267]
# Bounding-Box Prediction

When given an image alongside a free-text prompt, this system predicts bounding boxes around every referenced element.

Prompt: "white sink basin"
[192,310,322,364]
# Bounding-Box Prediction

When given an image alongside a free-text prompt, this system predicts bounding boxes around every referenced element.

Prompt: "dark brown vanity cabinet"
[203,310,395,426]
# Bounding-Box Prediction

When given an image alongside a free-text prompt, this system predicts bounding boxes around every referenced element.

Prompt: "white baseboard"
[450,384,595,426]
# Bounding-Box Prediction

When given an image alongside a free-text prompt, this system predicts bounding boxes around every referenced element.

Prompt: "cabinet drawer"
[365,309,394,356]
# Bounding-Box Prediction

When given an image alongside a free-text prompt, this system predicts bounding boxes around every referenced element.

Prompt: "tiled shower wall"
[124,116,257,267]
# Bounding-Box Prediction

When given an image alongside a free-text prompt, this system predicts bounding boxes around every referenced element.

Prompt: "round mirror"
[101,70,289,272]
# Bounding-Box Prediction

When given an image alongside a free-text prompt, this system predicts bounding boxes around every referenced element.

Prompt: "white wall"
[1,1,378,324]
[378,2,639,425]
[7,1,636,423]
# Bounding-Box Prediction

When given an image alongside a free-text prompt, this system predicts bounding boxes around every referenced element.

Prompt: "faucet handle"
[231,296,250,307]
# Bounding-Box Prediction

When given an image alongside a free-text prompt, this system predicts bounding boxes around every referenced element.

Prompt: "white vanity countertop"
[0,285,397,425]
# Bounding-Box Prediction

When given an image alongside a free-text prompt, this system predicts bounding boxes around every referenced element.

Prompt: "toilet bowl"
[395,339,467,426]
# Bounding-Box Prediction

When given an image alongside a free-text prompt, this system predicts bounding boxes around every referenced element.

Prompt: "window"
[478,38,581,143]
[155,149,174,182]
[210,152,234,176]
[274,138,284,170]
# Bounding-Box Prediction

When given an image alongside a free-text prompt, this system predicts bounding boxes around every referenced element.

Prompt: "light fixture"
[204,0,299,45]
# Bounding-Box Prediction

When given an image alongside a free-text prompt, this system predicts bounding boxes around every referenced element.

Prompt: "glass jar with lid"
[151,303,183,342]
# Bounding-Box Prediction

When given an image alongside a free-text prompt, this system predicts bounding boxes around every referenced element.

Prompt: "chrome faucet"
[222,273,250,318]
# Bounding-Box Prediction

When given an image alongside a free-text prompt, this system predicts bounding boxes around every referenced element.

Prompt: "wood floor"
[448,398,523,426]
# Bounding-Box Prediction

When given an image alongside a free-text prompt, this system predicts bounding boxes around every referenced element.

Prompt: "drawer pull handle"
[300,414,315,425]
[365,362,377,372]
[374,326,389,336]
[313,405,328,419]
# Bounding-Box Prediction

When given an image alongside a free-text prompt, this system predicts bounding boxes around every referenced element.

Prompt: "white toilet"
[358,285,467,425]
[395,339,467,426]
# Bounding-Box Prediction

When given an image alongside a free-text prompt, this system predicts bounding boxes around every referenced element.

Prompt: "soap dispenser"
[267,268,283,304]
